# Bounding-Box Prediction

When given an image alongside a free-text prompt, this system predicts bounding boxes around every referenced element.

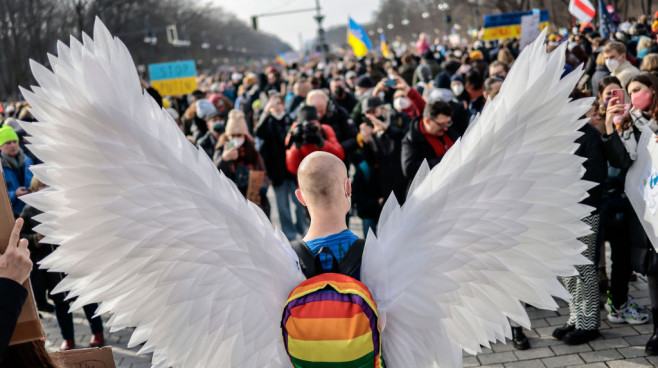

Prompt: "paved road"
[40,190,658,367]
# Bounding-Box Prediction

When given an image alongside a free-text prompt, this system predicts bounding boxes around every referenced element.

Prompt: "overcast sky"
[214,0,381,50]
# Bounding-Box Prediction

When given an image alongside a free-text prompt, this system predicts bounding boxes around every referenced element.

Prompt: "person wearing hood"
[603,42,640,100]
[350,75,376,126]
[197,108,227,159]
[413,64,433,96]
[0,126,33,217]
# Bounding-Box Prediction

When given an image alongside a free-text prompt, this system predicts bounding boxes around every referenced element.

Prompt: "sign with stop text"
[148,60,197,96]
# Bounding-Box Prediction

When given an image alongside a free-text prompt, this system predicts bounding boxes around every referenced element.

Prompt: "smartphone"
[225,140,235,150]
[610,89,625,105]
[385,79,397,88]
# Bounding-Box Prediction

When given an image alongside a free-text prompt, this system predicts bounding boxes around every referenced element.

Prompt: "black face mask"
[212,121,225,133]
[333,86,346,98]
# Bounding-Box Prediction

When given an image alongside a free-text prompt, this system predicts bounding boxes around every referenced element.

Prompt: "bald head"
[298,152,348,209]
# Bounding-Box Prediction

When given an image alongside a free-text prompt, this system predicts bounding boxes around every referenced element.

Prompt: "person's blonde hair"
[641,54,658,72]
[596,52,606,66]
[497,48,515,65]
[638,36,653,52]
[29,177,44,193]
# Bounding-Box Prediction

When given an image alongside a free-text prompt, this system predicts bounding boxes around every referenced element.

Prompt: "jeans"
[361,218,377,237]
[52,297,103,340]
[273,179,308,240]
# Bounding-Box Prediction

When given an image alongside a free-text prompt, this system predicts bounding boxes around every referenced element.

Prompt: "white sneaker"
[608,297,649,325]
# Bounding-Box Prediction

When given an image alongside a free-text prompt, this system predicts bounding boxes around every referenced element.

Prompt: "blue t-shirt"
[306,229,359,277]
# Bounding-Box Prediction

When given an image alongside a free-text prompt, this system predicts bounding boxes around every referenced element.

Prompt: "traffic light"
[251,16,258,31]
[445,14,452,23]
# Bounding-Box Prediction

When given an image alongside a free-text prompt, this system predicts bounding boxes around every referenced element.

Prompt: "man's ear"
[295,188,307,206]
[345,178,352,197]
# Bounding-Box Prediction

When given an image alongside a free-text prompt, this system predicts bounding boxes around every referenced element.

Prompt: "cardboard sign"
[626,125,658,249]
[482,10,550,41]
[246,170,265,205]
[148,60,198,96]
[51,347,117,368]
[0,170,45,345]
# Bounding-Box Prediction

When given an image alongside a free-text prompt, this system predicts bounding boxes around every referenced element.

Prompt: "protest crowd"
[6,1,658,367]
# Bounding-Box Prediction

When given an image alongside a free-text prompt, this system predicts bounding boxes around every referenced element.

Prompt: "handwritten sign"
[148,60,198,96]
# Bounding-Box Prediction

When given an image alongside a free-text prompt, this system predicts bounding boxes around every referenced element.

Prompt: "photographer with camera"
[285,105,345,175]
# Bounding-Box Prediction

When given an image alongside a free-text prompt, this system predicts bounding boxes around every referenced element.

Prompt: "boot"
[511,326,530,350]
[60,339,75,351]
[90,332,105,348]
[646,308,658,355]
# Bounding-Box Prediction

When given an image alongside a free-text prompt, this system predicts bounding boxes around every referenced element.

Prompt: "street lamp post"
[438,2,450,37]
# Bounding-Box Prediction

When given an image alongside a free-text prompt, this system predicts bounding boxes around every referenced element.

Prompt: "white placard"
[626,125,658,249]
[520,13,541,50]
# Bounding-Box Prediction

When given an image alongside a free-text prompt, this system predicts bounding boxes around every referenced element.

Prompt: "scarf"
[419,120,454,158]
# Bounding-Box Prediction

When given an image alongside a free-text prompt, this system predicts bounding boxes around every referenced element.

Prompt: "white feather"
[21,18,303,368]
[361,31,595,368]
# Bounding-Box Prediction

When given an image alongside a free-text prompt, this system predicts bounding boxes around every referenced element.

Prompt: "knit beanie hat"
[0,125,19,146]
[225,110,249,136]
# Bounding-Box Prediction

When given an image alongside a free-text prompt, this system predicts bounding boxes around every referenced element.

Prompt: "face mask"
[452,84,464,96]
[230,136,245,148]
[606,58,620,72]
[394,97,411,110]
[271,111,286,120]
[632,90,653,111]
[212,121,225,133]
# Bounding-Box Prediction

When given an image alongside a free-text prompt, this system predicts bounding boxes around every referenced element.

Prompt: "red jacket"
[402,87,426,119]
[285,123,345,175]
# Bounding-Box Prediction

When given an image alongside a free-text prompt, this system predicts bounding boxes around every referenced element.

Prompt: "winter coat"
[575,124,607,213]
[319,102,359,155]
[352,160,383,220]
[0,278,26,359]
[401,118,460,188]
[591,65,610,96]
[1,150,33,216]
[255,113,295,186]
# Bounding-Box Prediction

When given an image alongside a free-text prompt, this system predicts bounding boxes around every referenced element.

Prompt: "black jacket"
[352,161,383,220]
[196,131,218,159]
[333,92,358,114]
[0,278,26,360]
[320,102,359,155]
[255,113,295,186]
[401,118,460,188]
[575,124,607,213]
[362,111,411,202]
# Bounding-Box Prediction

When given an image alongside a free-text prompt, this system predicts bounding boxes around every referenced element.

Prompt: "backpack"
[281,239,384,368]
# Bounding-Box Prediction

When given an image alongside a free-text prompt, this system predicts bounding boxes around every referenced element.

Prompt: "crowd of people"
[4,6,658,365]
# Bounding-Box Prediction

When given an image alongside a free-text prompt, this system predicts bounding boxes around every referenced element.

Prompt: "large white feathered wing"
[20,19,304,368]
[361,33,595,368]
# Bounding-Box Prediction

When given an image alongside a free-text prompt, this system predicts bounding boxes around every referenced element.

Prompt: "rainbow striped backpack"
[282,240,384,368]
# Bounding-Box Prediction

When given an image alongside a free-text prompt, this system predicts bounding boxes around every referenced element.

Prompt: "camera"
[290,120,324,148]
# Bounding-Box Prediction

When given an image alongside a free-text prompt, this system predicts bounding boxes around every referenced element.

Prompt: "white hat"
[195,99,217,119]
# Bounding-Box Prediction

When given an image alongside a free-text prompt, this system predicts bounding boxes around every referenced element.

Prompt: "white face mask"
[230,136,245,148]
[606,58,620,72]
[452,84,464,96]
[271,111,286,120]
[394,97,411,111]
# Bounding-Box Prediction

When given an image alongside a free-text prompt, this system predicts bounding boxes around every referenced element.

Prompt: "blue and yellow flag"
[482,10,550,41]
[347,17,372,57]
[380,33,391,59]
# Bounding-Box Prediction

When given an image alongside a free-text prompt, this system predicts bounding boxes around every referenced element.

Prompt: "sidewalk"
[39,190,658,367]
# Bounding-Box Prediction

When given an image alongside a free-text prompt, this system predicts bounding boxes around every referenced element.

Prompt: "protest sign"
[626,125,658,249]
[483,10,550,41]
[0,170,45,346]
[51,347,117,368]
[148,60,198,96]
[520,12,541,50]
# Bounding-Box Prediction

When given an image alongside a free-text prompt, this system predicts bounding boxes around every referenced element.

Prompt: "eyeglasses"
[430,118,452,128]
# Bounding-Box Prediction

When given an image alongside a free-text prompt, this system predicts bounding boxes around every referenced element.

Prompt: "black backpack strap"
[338,239,366,277]
[314,246,340,274]
[290,240,317,279]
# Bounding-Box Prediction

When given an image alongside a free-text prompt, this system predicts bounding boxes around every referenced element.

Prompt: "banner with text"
[148,60,198,96]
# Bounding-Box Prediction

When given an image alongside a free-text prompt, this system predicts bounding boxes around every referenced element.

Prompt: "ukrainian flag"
[347,17,372,57]
[380,33,391,59]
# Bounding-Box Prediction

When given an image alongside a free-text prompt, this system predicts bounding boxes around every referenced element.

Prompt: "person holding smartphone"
[602,72,658,355]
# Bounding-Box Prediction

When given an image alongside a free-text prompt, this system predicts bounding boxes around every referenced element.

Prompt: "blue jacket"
[3,155,33,215]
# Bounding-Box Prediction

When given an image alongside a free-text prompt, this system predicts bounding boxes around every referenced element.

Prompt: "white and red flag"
[569,0,596,23]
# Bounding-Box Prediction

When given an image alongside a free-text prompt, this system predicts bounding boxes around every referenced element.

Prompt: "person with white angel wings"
[19,19,597,367]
